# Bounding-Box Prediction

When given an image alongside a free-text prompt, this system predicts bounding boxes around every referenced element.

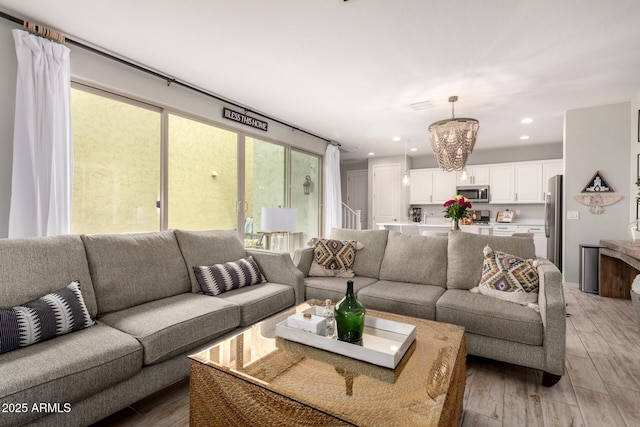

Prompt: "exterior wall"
[564,102,631,284]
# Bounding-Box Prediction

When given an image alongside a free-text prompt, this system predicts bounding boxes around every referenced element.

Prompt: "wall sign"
[223,107,268,132]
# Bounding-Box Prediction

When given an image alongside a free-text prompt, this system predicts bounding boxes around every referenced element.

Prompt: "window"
[71,86,161,234]
[168,114,238,230]
[70,84,322,247]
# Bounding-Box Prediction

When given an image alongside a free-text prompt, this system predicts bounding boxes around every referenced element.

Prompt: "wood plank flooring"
[92,288,640,427]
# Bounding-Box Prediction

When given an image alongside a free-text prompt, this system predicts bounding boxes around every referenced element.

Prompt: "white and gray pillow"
[193,256,266,296]
[0,281,95,354]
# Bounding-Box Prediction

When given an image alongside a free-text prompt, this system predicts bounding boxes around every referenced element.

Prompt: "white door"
[347,169,368,229]
[373,163,401,225]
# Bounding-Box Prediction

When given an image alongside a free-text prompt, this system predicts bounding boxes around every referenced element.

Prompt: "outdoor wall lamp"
[303,175,313,195]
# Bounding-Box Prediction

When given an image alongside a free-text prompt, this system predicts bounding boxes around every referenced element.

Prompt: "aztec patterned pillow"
[309,238,362,278]
[471,245,540,310]
[0,281,95,354]
[193,256,266,296]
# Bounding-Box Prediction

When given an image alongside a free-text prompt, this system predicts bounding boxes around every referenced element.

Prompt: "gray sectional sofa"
[294,228,566,386]
[0,229,303,427]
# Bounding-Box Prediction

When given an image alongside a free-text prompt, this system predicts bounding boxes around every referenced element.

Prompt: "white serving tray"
[275,306,416,368]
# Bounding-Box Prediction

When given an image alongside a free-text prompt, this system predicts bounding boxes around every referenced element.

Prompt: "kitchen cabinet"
[492,224,519,236]
[456,166,490,185]
[514,163,543,203]
[489,166,515,203]
[432,170,457,204]
[409,169,456,204]
[518,225,547,258]
[409,169,433,204]
[542,160,563,194]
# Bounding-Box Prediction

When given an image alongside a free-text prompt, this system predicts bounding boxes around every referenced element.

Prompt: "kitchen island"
[376,221,548,257]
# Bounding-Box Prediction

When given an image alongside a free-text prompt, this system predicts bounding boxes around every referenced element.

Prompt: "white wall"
[0,17,327,238]
[564,102,631,284]
[412,142,563,169]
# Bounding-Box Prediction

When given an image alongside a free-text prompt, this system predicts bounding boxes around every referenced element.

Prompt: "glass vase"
[451,219,460,231]
[335,280,365,344]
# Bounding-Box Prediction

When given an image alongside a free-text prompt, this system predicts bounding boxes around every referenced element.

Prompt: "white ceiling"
[2,0,640,162]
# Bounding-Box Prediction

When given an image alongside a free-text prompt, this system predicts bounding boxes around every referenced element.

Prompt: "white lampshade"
[260,207,298,232]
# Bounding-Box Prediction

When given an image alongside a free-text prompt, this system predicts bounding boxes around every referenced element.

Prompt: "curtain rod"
[0,10,338,146]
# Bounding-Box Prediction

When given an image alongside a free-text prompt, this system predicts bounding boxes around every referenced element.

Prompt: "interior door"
[347,169,368,229]
[372,163,401,226]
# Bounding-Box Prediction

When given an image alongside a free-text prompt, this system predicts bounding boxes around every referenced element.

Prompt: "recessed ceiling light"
[521,118,533,124]
[393,136,401,141]
[520,135,530,140]
[368,152,375,156]
[410,148,418,152]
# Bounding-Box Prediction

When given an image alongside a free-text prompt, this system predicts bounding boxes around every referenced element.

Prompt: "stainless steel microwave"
[456,185,490,203]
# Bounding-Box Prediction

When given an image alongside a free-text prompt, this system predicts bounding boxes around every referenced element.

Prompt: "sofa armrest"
[536,258,566,376]
[293,247,314,278]
[246,249,305,304]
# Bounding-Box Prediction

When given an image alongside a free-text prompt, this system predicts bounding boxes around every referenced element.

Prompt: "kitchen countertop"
[377,220,543,229]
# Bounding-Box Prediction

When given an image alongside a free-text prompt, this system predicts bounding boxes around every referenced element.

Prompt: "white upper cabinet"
[542,160,563,194]
[409,168,456,204]
[514,163,543,203]
[432,170,458,204]
[413,159,561,205]
[456,166,490,185]
[409,169,433,204]
[489,166,515,203]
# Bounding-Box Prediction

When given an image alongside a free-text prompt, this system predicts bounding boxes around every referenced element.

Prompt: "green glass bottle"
[335,280,366,344]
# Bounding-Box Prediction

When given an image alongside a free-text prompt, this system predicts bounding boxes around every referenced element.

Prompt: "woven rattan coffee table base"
[189,302,466,427]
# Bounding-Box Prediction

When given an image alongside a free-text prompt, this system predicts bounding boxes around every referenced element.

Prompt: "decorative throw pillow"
[472,245,540,310]
[0,281,95,355]
[193,256,266,296]
[309,239,362,278]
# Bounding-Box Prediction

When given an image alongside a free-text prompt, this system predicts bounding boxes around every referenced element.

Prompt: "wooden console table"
[598,240,640,299]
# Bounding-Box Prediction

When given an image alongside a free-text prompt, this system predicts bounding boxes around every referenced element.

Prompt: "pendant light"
[428,96,479,172]
[402,139,410,186]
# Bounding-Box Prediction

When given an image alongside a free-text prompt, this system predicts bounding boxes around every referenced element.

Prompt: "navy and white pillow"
[0,281,95,354]
[193,256,266,296]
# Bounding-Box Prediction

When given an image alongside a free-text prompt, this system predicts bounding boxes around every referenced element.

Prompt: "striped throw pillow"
[0,281,95,354]
[193,256,266,296]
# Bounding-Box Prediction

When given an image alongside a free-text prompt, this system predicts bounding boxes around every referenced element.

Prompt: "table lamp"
[260,207,298,252]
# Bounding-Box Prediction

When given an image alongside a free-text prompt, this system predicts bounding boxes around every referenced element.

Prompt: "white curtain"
[9,29,72,238]
[324,144,342,236]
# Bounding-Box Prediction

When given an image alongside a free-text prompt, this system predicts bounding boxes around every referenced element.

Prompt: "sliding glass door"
[71,86,161,234]
[167,114,238,230]
[291,150,320,249]
[71,84,321,247]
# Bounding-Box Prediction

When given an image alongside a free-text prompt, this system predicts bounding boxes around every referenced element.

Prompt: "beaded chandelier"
[428,96,479,172]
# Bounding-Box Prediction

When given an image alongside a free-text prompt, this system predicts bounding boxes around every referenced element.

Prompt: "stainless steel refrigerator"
[545,175,563,271]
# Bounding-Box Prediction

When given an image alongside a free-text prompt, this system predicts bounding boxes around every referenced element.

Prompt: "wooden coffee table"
[189,300,466,427]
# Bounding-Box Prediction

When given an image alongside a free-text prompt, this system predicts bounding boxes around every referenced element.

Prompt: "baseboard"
[563,281,579,289]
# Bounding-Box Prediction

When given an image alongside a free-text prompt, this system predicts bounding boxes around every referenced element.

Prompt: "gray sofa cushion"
[379,232,448,287]
[330,228,389,278]
[82,231,191,314]
[0,234,98,317]
[99,293,240,365]
[174,229,247,293]
[357,280,446,320]
[216,282,295,326]
[447,232,536,290]
[436,289,543,346]
[0,322,141,426]
[305,276,378,303]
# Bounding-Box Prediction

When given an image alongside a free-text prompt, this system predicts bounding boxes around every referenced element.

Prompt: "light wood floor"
[92,287,640,427]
